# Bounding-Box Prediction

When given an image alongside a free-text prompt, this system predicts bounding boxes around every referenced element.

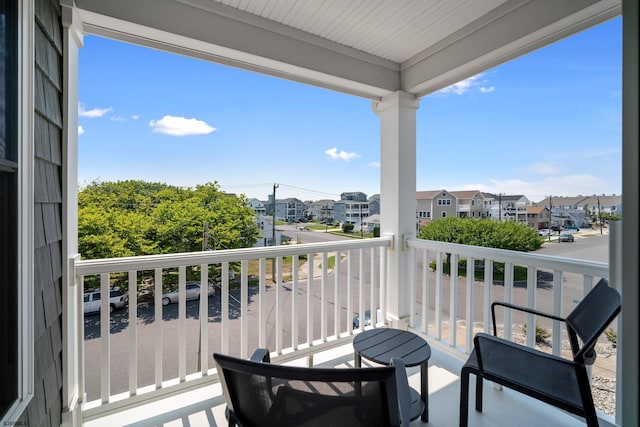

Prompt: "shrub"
[342,223,355,233]
[521,322,551,344]
[604,328,617,348]
[373,226,380,237]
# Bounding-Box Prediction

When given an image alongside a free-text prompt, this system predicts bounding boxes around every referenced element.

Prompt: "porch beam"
[374,91,419,327]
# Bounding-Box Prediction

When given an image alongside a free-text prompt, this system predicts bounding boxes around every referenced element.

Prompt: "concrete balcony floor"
[84,341,594,427]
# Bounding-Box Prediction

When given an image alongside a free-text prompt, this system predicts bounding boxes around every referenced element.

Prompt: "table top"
[353,328,431,367]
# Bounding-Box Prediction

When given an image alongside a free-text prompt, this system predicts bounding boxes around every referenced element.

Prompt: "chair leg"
[475,373,483,412]
[459,368,470,427]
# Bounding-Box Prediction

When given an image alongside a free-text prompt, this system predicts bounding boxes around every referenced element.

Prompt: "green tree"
[78,180,259,259]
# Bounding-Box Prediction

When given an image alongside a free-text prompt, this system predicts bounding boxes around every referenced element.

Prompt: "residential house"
[451,190,488,219]
[334,192,369,225]
[253,215,282,247]
[527,206,551,230]
[305,199,335,223]
[247,198,267,216]
[486,193,530,222]
[274,198,307,223]
[416,190,458,226]
[3,2,637,427]
[361,213,380,233]
[536,195,622,228]
[368,194,381,215]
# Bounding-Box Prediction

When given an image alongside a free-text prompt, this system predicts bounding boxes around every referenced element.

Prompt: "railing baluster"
[292,255,299,349]
[154,268,162,388]
[275,257,282,354]
[465,257,474,352]
[259,258,266,349]
[526,265,537,348]
[551,271,563,356]
[307,252,313,344]
[199,263,208,374]
[321,252,327,341]
[435,251,443,340]
[450,254,459,348]
[483,260,493,335]
[370,248,376,327]
[347,250,353,333]
[221,262,229,354]
[178,266,186,382]
[358,248,364,331]
[100,273,110,403]
[241,260,249,358]
[409,246,416,329]
[504,262,514,340]
[128,270,137,395]
[379,247,386,328]
[334,251,340,337]
[421,249,429,333]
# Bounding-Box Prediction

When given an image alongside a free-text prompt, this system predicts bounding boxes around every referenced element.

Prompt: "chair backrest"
[565,278,621,362]
[214,352,402,427]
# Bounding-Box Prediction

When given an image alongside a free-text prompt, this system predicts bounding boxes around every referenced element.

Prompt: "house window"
[1,0,19,418]
[441,212,447,218]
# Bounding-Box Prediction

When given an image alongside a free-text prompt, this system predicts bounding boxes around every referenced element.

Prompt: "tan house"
[416,190,457,226]
[450,190,488,219]
[527,206,551,230]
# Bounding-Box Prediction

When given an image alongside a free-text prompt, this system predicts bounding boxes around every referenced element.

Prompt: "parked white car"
[162,282,215,306]
[83,288,128,314]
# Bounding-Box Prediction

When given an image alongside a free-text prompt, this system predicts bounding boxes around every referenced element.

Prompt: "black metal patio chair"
[459,278,620,427]
[214,348,411,427]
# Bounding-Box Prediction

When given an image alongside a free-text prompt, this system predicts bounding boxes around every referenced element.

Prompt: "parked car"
[83,288,128,314]
[162,282,214,306]
[352,308,382,329]
[559,233,575,242]
[538,229,552,236]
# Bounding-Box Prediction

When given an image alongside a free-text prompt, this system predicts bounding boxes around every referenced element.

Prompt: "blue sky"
[78,17,621,204]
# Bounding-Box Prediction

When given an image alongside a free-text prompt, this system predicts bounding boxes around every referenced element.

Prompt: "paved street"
[83,226,610,401]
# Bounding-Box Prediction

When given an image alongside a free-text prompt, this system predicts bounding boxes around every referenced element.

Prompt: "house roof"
[416,190,448,200]
[450,190,482,200]
[74,0,620,100]
[528,206,547,214]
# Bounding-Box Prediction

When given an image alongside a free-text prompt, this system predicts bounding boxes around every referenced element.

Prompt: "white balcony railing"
[72,237,391,421]
[71,235,620,426]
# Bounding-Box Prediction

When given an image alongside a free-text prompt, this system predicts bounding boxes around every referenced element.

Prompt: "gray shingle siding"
[19,0,64,426]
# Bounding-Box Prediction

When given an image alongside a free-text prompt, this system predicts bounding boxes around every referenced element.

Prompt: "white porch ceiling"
[72,0,621,99]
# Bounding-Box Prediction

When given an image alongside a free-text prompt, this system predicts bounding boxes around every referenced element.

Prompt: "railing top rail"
[406,237,607,277]
[75,236,392,276]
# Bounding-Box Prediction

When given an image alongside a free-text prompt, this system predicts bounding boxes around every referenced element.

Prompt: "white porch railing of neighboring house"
[68,235,621,425]
[71,237,391,421]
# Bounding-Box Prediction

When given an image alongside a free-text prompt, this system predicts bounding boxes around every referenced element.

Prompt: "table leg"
[354,350,362,368]
[421,361,429,422]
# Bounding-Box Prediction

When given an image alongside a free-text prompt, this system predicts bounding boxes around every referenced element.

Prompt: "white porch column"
[373,91,419,327]
[61,2,83,426]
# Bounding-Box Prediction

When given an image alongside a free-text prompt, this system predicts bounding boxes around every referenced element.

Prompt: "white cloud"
[519,162,561,175]
[149,115,216,136]
[368,161,380,168]
[438,73,495,95]
[111,115,126,122]
[325,147,360,161]
[132,115,140,120]
[79,103,113,118]
[78,125,85,135]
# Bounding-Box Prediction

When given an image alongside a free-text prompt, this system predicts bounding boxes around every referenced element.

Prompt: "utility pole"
[598,197,603,235]
[498,193,502,222]
[272,183,279,282]
[548,196,552,242]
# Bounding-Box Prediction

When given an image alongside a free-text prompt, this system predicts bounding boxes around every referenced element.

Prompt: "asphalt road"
[83,227,609,401]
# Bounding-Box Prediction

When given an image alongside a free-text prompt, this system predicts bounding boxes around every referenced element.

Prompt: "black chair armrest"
[390,357,411,427]
[491,301,566,336]
[250,348,271,363]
